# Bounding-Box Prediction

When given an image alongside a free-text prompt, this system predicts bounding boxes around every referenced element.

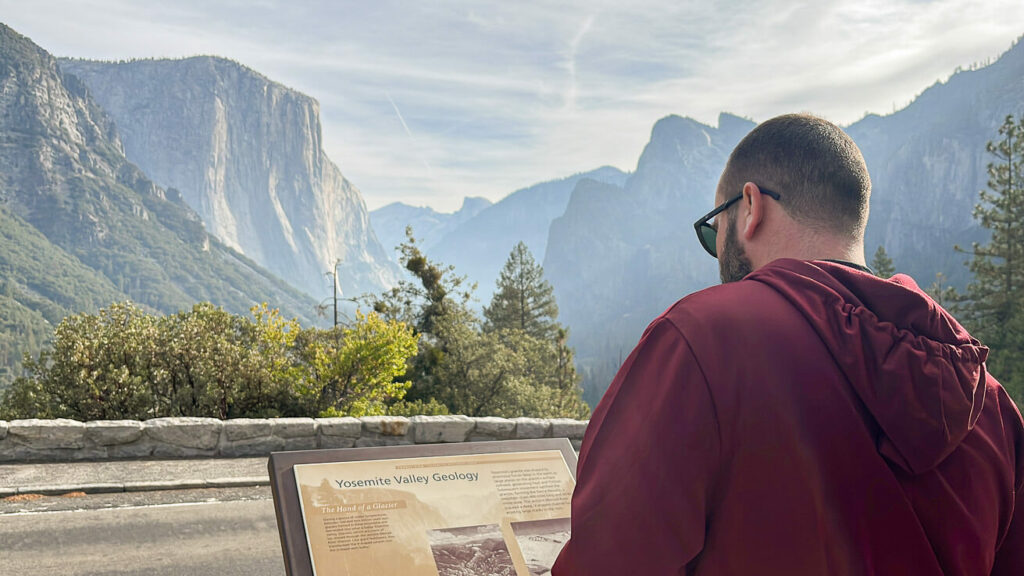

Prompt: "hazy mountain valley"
[1,19,1022,404]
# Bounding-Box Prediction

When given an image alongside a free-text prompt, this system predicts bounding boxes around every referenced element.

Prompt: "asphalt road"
[0,487,286,575]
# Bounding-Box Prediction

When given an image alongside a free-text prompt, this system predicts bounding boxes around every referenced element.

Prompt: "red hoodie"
[553,259,1024,575]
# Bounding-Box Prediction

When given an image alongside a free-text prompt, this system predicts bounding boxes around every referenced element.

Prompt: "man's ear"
[740,181,765,240]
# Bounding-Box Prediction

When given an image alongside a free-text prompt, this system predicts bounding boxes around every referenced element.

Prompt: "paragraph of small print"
[492,468,571,516]
[323,513,395,552]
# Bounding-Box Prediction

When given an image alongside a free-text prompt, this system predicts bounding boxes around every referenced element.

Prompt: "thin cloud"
[0,0,1021,212]
[564,13,595,113]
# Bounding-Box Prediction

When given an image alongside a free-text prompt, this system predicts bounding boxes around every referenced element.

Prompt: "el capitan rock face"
[60,56,399,301]
[0,24,316,327]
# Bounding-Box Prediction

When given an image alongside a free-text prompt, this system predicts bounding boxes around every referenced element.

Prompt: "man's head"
[708,113,871,283]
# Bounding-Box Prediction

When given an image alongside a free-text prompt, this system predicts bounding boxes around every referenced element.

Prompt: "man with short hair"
[552,114,1024,575]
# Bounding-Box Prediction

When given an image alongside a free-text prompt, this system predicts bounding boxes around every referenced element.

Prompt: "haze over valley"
[0,11,1022,403]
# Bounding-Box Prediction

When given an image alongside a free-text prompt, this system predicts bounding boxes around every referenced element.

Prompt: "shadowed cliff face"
[59,56,400,301]
[428,166,629,305]
[543,114,753,406]
[849,38,1024,286]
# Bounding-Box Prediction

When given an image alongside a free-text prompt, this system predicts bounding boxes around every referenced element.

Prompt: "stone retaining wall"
[0,416,589,462]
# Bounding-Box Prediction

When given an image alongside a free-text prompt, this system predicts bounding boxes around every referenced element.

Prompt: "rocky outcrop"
[0,416,589,462]
[60,56,400,300]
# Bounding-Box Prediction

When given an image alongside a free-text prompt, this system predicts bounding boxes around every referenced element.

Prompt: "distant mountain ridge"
[429,166,629,303]
[369,167,629,305]
[370,196,492,258]
[0,23,317,385]
[59,56,400,302]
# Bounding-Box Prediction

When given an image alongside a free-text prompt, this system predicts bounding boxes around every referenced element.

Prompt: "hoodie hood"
[750,259,988,474]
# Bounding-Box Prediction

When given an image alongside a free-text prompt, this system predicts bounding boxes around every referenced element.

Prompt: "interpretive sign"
[269,439,578,576]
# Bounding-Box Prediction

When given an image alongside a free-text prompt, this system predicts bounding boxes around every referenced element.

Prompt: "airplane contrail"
[385,90,432,173]
[386,91,415,139]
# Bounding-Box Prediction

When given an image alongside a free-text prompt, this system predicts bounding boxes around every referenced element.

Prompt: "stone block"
[410,415,475,443]
[0,421,7,440]
[571,439,583,452]
[360,416,410,437]
[107,441,156,459]
[223,419,272,442]
[283,436,318,451]
[317,417,362,438]
[68,446,111,460]
[271,418,317,439]
[355,437,413,448]
[151,443,217,459]
[85,420,144,445]
[144,417,222,450]
[469,417,516,440]
[319,435,357,449]
[549,419,588,440]
[220,436,285,457]
[8,446,96,462]
[8,419,86,449]
[513,417,551,439]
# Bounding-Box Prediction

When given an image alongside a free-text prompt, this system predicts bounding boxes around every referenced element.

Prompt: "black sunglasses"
[693,187,781,258]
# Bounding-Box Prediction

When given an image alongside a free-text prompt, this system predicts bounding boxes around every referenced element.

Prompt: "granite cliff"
[851,37,1024,284]
[0,24,317,384]
[59,57,399,301]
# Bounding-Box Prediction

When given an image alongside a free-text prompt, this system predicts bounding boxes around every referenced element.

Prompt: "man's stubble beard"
[719,209,754,284]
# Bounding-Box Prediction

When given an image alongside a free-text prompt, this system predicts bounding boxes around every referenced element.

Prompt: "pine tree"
[871,245,896,278]
[362,235,589,418]
[960,114,1024,401]
[475,242,589,417]
[484,242,559,340]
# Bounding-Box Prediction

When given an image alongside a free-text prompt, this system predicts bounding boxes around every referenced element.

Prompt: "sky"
[2,1,1023,212]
